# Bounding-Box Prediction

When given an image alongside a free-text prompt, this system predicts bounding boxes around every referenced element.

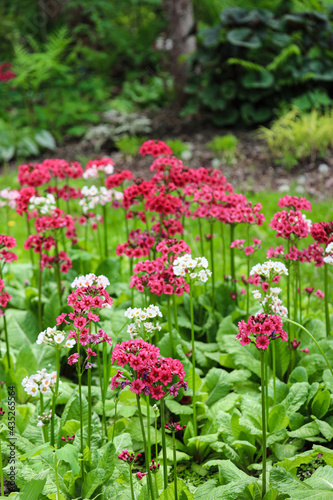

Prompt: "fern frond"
[266,44,301,72]
[227,58,265,72]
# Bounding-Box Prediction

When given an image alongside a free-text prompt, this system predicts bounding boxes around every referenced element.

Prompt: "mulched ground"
[6,108,333,199]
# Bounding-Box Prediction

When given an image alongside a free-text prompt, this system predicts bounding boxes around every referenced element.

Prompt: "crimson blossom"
[236,314,288,349]
[0,235,17,312]
[110,339,187,400]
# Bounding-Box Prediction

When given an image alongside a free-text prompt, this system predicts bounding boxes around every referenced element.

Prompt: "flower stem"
[272,342,276,405]
[97,343,107,444]
[160,397,168,490]
[111,397,118,443]
[102,205,108,258]
[261,351,267,497]
[87,367,92,449]
[173,294,179,333]
[189,286,197,436]
[51,349,60,446]
[167,296,175,356]
[102,341,108,441]
[0,438,4,496]
[54,451,61,500]
[26,214,35,269]
[76,338,84,475]
[129,466,135,500]
[172,432,178,500]
[324,263,330,336]
[3,311,11,370]
[220,222,226,280]
[38,253,43,332]
[146,395,151,464]
[230,224,236,290]
[39,392,48,443]
[54,241,62,306]
[136,394,155,499]
[210,220,215,308]
[155,414,158,460]
[283,317,333,378]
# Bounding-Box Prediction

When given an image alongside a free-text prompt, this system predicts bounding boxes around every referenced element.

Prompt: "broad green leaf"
[20,443,53,460]
[204,368,232,406]
[166,399,193,415]
[19,471,48,500]
[97,441,116,479]
[56,443,80,475]
[160,479,194,499]
[268,404,288,433]
[35,130,56,150]
[306,465,333,490]
[81,468,105,498]
[312,390,331,419]
[288,366,308,384]
[288,421,319,439]
[269,464,313,495]
[58,390,88,444]
[282,383,309,415]
[315,419,333,440]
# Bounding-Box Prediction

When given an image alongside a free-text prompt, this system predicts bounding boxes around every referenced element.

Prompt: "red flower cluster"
[0,279,12,310]
[139,139,173,157]
[110,339,187,400]
[46,185,82,201]
[231,237,261,256]
[34,208,77,243]
[130,257,190,296]
[236,314,288,349]
[165,422,186,432]
[118,449,142,463]
[18,163,51,187]
[105,170,134,189]
[15,187,36,216]
[278,195,312,212]
[310,222,333,245]
[269,210,309,239]
[0,62,15,83]
[0,235,17,263]
[116,229,155,258]
[42,159,83,180]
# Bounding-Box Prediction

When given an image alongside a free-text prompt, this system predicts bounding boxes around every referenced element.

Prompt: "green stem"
[102,342,108,441]
[230,224,236,290]
[160,397,168,490]
[54,241,62,307]
[38,253,43,333]
[111,398,118,443]
[154,472,159,498]
[283,317,333,378]
[167,296,174,356]
[51,349,60,446]
[209,220,215,308]
[172,432,178,500]
[76,338,84,475]
[3,311,11,370]
[26,214,35,269]
[146,396,151,464]
[102,205,108,257]
[198,218,205,257]
[173,294,179,333]
[220,222,226,280]
[97,343,106,444]
[39,392,48,443]
[155,415,158,461]
[129,466,135,500]
[0,438,4,496]
[189,285,197,436]
[136,394,155,499]
[261,351,267,497]
[54,452,61,500]
[272,342,276,406]
[324,263,330,336]
[87,367,92,449]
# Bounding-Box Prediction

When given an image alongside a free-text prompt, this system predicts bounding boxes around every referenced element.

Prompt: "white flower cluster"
[83,162,114,179]
[71,273,110,289]
[250,260,288,278]
[173,254,212,282]
[79,185,123,213]
[28,194,56,215]
[125,305,162,339]
[22,369,61,396]
[324,242,333,265]
[0,188,19,209]
[37,409,52,427]
[252,287,288,317]
[36,326,75,349]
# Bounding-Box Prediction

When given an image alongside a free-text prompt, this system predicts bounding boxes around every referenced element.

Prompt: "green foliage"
[259,107,333,169]
[206,134,238,164]
[185,7,333,126]
[115,136,147,157]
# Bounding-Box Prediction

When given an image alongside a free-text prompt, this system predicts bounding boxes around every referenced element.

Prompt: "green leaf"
[315,419,333,440]
[282,383,309,415]
[288,421,319,439]
[166,399,194,415]
[288,366,308,384]
[204,368,232,406]
[20,443,53,460]
[227,28,262,49]
[268,404,289,433]
[56,443,80,475]
[160,479,194,499]
[312,390,331,419]
[269,464,313,495]
[306,465,333,490]
[81,468,105,498]
[19,471,48,499]
[58,390,88,444]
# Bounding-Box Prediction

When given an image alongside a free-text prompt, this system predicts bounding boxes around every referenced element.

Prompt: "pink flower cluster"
[230,238,261,255]
[165,422,186,432]
[310,222,333,245]
[118,449,142,464]
[0,62,15,83]
[139,139,173,157]
[110,339,187,400]
[278,195,312,212]
[236,314,288,349]
[0,235,18,263]
[269,210,310,239]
